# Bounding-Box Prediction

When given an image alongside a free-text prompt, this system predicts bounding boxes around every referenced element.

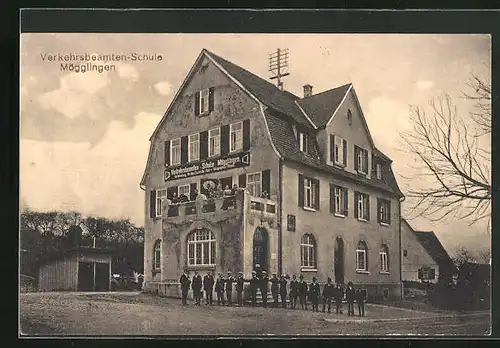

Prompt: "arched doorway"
[334,237,345,284]
[253,227,268,272]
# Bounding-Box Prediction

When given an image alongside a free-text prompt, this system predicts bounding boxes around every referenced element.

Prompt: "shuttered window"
[331,185,348,216]
[208,128,220,157]
[300,175,319,210]
[188,133,200,162]
[230,121,243,153]
[170,138,181,166]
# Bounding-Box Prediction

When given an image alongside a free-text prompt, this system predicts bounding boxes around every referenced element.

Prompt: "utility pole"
[269,48,290,90]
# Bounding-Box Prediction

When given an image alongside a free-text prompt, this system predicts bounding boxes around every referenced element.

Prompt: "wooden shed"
[38,246,113,292]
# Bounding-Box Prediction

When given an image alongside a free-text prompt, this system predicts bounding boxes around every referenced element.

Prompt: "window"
[356,192,370,221]
[403,249,408,257]
[376,163,382,180]
[208,128,220,157]
[153,240,161,271]
[187,229,216,266]
[380,245,389,273]
[420,267,436,280]
[299,132,309,152]
[155,189,167,217]
[178,184,190,199]
[347,109,353,125]
[247,172,262,197]
[170,138,181,166]
[356,241,368,272]
[334,136,345,165]
[300,234,317,268]
[355,146,368,174]
[200,88,210,114]
[188,134,200,162]
[378,198,391,224]
[230,122,243,153]
[304,177,316,210]
[333,186,348,216]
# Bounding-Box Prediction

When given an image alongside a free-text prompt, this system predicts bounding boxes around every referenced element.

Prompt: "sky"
[19,34,491,256]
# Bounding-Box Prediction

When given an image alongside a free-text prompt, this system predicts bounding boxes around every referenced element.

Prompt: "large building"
[140,49,405,300]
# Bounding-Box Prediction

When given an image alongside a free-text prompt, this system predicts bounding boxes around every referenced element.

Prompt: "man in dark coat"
[289,275,299,309]
[203,271,214,305]
[225,271,234,306]
[345,281,356,316]
[191,270,202,305]
[334,282,344,314]
[279,274,288,308]
[309,276,321,312]
[322,277,335,313]
[356,288,366,317]
[215,273,225,306]
[270,273,279,307]
[236,271,245,306]
[259,270,269,308]
[179,269,191,305]
[298,275,308,310]
[249,271,259,307]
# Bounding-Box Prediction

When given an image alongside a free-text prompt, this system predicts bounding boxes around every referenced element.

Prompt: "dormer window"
[298,132,309,153]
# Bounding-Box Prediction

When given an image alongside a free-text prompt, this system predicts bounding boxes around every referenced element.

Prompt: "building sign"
[164,152,250,181]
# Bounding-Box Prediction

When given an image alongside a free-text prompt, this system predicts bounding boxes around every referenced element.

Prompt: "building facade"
[140,49,404,300]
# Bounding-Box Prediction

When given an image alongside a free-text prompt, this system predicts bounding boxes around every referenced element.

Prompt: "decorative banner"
[164,151,250,181]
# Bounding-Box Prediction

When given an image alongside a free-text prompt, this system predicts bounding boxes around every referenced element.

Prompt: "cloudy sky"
[20,34,491,255]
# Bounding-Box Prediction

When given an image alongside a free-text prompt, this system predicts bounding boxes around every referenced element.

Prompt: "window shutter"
[164,140,170,166]
[354,146,359,171]
[354,192,359,218]
[377,199,381,223]
[418,268,423,280]
[343,188,348,216]
[243,119,251,151]
[314,179,320,210]
[330,134,335,162]
[208,87,215,112]
[150,190,156,218]
[238,174,246,188]
[180,136,188,164]
[298,174,304,207]
[387,200,391,224]
[364,149,369,173]
[430,268,435,280]
[329,184,335,214]
[262,169,270,196]
[194,91,200,116]
[366,195,370,221]
[200,131,208,160]
[343,139,347,166]
[221,125,230,156]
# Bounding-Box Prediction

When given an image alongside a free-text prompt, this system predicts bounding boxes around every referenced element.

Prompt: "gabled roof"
[296,84,352,128]
[413,230,457,274]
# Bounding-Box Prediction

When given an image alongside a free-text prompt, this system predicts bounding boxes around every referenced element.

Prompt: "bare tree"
[399,72,491,225]
[452,245,476,270]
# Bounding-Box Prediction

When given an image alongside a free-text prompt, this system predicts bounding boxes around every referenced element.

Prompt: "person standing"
[279,274,288,308]
[203,271,214,305]
[259,271,269,308]
[249,271,259,307]
[191,270,202,305]
[289,275,299,309]
[309,277,321,312]
[179,269,191,306]
[345,281,356,316]
[215,273,225,306]
[225,271,234,306]
[236,271,245,306]
[322,277,335,313]
[298,275,308,310]
[356,288,366,317]
[334,282,344,314]
[270,273,279,307]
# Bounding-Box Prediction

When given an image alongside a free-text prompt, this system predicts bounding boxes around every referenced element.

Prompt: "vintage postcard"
[19,28,491,336]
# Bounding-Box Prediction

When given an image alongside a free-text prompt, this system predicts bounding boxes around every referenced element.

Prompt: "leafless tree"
[452,245,476,270]
[399,72,491,225]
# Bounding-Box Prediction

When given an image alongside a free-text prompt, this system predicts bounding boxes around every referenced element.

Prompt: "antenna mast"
[269,48,290,91]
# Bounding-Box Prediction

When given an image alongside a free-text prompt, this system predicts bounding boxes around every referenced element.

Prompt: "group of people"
[179,269,366,317]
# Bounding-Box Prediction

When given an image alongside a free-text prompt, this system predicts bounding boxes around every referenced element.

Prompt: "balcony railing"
[249,196,276,215]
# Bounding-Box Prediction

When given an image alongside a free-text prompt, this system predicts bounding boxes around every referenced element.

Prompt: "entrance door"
[253,227,268,272]
[95,262,110,291]
[78,262,94,291]
[220,177,233,191]
[334,237,345,285]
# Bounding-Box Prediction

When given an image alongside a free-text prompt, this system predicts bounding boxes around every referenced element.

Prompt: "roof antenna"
[269,48,290,91]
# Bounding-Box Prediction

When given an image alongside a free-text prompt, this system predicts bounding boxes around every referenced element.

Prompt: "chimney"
[303,84,313,98]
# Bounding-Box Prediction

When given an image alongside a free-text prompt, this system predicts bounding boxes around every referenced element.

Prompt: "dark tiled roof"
[296,84,351,128]
[413,231,457,274]
[206,50,313,128]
